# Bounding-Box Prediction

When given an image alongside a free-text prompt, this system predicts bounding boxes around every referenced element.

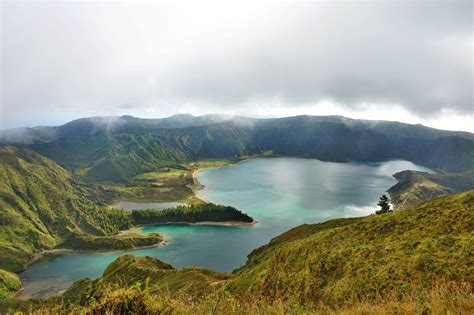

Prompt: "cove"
[18,158,432,299]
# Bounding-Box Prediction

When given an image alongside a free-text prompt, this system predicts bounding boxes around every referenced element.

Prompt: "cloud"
[1,1,472,130]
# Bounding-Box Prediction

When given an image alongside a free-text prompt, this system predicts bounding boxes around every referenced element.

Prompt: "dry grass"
[10,282,473,315]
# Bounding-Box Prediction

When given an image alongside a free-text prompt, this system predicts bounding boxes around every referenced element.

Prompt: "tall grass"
[17,281,473,315]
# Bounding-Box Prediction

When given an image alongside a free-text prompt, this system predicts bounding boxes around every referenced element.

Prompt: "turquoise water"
[18,158,432,298]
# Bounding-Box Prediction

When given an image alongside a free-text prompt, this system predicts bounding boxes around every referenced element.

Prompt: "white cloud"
[1,1,472,131]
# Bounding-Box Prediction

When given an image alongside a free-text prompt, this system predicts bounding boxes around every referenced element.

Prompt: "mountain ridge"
[2,114,473,208]
[1,114,473,144]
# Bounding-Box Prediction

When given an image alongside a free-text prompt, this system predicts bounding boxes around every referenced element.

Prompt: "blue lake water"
[18,158,432,298]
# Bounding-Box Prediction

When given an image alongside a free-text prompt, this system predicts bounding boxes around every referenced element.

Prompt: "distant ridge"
[2,114,473,206]
[1,114,473,144]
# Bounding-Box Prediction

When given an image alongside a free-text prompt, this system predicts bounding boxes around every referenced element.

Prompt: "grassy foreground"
[2,190,473,314]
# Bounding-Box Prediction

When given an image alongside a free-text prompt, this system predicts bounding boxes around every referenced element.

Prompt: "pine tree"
[376,194,392,214]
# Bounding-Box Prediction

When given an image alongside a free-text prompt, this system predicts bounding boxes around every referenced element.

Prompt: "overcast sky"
[1,1,473,131]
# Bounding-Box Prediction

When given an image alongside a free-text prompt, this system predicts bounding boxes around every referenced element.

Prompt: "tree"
[376,194,392,214]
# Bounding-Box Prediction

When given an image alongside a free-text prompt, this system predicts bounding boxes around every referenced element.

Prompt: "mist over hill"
[1,114,474,144]
[2,114,473,206]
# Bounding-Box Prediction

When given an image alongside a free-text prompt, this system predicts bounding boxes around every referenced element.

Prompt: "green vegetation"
[29,133,189,183]
[60,232,162,251]
[61,254,232,305]
[1,114,472,207]
[0,146,136,272]
[0,146,253,268]
[98,159,236,205]
[130,203,254,225]
[228,190,473,306]
[375,194,391,214]
[5,283,471,314]
[2,190,472,313]
[0,269,20,299]
[1,114,473,312]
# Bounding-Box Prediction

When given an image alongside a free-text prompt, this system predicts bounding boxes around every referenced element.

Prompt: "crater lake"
[18,158,433,299]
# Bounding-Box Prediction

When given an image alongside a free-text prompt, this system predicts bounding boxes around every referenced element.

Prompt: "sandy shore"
[189,169,211,203]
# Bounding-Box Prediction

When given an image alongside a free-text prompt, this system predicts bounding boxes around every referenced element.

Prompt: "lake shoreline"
[135,220,258,228]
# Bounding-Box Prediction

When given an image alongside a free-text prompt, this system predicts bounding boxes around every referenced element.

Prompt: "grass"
[3,279,472,314]
[0,146,136,272]
[132,169,188,181]
[228,190,474,306]
[97,159,236,205]
[0,269,20,299]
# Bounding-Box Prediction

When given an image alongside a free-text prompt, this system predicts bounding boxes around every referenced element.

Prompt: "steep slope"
[227,190,474,305]
[0,270,20,299]
[0,146,133,271]
[29,133,189,182]
[388,170,474,208]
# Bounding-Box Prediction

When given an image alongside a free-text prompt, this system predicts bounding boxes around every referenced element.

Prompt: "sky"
[1,1,473,131]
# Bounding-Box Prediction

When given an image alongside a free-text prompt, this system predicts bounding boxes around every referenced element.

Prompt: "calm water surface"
[19,158,432,298]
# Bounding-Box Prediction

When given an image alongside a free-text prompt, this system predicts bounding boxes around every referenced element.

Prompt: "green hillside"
[0,146,145,271]
[62,254,232,305]
[5,190,472,314]
[29,133,189,182]
[0,146,254,274]
[0,270,20,299]
[227,190,473,305]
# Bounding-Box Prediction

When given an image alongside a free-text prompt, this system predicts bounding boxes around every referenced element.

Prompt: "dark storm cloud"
[0,1,472,129]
